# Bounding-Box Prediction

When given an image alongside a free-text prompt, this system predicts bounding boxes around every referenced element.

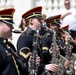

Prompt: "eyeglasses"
[65,3,70,5]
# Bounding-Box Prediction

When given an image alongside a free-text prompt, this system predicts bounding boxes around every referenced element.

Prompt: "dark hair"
[19,18,27,31]
[25,18,29,26]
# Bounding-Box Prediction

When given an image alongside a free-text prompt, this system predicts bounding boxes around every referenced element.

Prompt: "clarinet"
[28,29,39,75]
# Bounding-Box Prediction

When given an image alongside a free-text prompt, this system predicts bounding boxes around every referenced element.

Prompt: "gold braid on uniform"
[4,40,20,75]
[12,55,20,75]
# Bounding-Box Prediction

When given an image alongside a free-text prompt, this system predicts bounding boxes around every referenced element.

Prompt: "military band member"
[41,14,72,75]
[42,14,62,74]
[60,24,76,75]
[0,8,21,75]
[17,6,45,75]
[60,25,76,54]
[42,14,63,56]
[17,6,59,75]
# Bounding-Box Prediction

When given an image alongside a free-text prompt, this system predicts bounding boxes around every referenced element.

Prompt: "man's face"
[30,17,42,30]
[64,0,70,9]
[50,23,60,31]
[0,22,14,38]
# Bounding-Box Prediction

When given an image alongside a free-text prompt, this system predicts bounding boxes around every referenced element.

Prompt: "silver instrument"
[64,31,75,75]
[28,29,39,75]
[41,28,58,75]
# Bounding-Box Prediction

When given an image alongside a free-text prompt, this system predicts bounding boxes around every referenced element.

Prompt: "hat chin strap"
[2,20,13,25]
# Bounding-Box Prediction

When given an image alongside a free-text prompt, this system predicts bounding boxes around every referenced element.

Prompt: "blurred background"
[0,0,76,27]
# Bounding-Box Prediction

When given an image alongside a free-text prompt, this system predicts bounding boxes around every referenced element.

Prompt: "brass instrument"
[42,28,73,75]
[50,28,66,75]
[58,54,67,75]
[64,31,75,75]
[50,29,59,75]
[28,29,39,75]
[41,28,59,75]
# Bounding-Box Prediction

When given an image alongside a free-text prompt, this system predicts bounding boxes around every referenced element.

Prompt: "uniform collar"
[27,27,32,31]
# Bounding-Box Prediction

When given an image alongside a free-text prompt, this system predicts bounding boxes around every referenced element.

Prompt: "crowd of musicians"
[0,1,76,75]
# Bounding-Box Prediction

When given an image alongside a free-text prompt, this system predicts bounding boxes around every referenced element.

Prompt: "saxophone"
[49,29,66,75]
[47,29,68,75]
[28,29,39,75]
[41,28,59,75]
[64,31,75,75]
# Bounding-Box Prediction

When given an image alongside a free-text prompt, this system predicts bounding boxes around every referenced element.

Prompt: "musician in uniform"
[17,6,45,75]
[42,14,64,58]
[60,25,76,54]
[41,14,71,75]
[60,25,76,75]
[0,8,21,75]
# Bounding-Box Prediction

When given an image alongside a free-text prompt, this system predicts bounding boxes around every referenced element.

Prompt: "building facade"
[0,0,76,25]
